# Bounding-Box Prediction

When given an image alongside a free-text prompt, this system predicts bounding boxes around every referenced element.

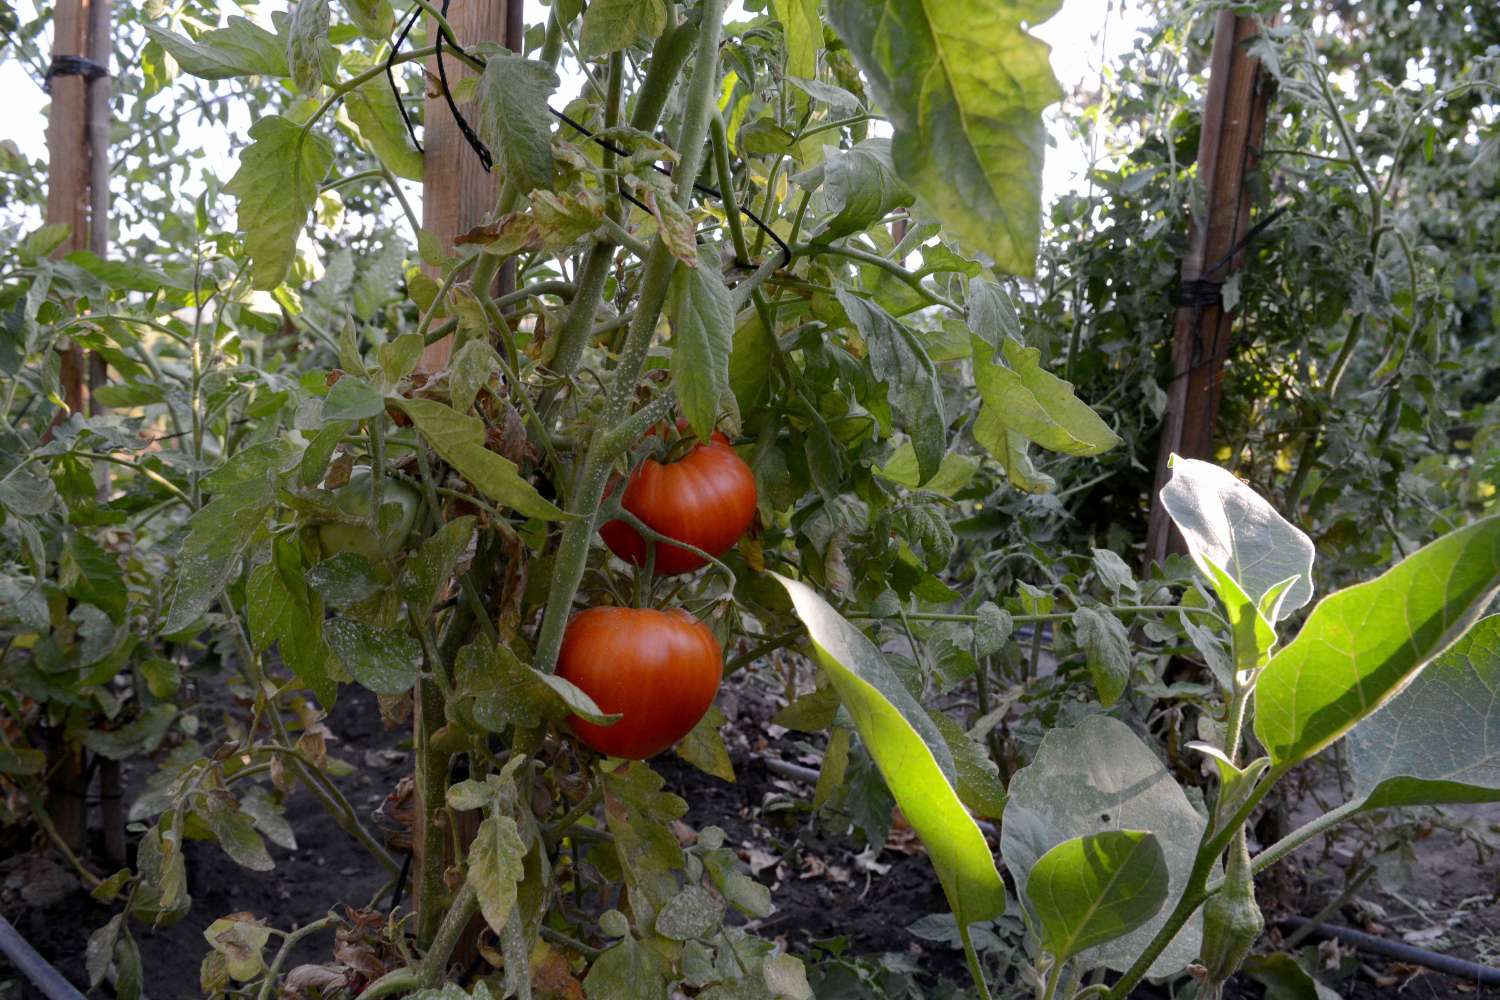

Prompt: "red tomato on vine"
[557,606,722,760]
[599,425,758,575]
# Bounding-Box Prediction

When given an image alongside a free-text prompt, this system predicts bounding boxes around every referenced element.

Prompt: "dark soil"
[5,668,1500,999]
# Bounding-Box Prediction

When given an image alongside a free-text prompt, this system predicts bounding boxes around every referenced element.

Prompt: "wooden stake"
[46,0,92,420]
[1144,11,1275,565]
[415,0,511,373]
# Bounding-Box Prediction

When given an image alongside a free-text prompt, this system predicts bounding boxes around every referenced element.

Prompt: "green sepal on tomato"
[556,606,723,760]
[598,423,758,575]
[316,468,421,563]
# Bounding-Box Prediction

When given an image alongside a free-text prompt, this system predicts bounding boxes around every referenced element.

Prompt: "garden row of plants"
[2,0,1499,997]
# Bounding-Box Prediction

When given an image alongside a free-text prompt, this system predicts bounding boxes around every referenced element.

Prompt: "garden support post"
[1145,11,1275,565]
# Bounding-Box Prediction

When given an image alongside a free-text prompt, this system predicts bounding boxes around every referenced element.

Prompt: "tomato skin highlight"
[556,606,723,760]
[599,430,758,575]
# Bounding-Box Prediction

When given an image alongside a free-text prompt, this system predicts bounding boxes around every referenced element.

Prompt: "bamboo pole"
[1144,11,1276,565]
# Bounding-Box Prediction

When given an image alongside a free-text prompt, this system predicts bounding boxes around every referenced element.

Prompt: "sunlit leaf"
[1027,830,1169,963]
[223,116,335,290]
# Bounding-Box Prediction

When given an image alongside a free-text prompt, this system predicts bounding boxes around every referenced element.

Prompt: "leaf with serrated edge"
[223,116,334,290]
[670,246,737,441]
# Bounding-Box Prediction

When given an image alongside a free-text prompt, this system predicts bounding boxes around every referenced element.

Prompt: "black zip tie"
[387,3,792,269]
[43,54,109,94]
[389,850,413,912]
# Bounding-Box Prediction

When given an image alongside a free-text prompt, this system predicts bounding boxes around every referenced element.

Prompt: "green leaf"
[200,792,275,872]
[772,574,1006,925]
[456,634,616,731]
[1242,954,1342,1000]
[772,0,822,79]
[674,705,736,782]
[143,18,288,80]
[966,278,1022,347]
[670,246,737,441]
[305,550,383,606]
[875,443,977,496]
[1349,616,1500,809]
[448,339,502,414]
[972,404,1054,493]
[322,374,385,421]
[1254,515,1500,767]
[825,0,1061,275]
[655,884,725,941]
[927,709,1006,818]
[1027,830,1169,963]
[1002,715,1207,976]
[344,77,424,180]
[475,50,558,193]
[470,813,527,935]
[1072,607,1131,707]
[344,0,394,38]
[399,516,476,613]
[325,618,422,694]
[1159,456,1315,620]
[579,0,667,56]
[224,116,335,290]
[582,938,670,1000]
[287,0,330,93]
[838,292,946,484]
[729,311,776,416]
[397,398,567,520]
[84,705,177,761]
[814,138,912,242]
[971,335,1120,456]
[164,480,274,633]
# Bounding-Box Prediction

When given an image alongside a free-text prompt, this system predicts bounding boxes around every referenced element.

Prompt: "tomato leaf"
[674,705,736,782]
[398,516,476,614]
[325,618,422,694]
[397,398,567,520]
[669,246,737,441]
[972,335,1120,457]
[773,573,1006,926]
[224,116,335,290]
[1255,514,1500,767]
[344,77,423,180]
[824,0,1062,275]
[579,0,667,55]
[143,18,288,80]
[814,139,913,242]
[470,813,527,935]
[164,479,275,633]
[771,0,822,79]
[286,0,330,94]
[1071,606,1131,707]
[475,49,558,193]
[838,291,946,484]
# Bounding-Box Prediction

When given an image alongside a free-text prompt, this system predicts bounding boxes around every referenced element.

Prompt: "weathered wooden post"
[1144,11,1276,564]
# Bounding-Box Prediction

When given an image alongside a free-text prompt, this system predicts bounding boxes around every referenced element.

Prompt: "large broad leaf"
[838,291,946,484]
[344,77,424,180]
[224,116,335,290]
[397,398,566,521]
[1002,715,1206,977]
[669,246,737,441]
[971,335,1119,456]
[972,404,1054,493]
[1349,616,1500,809]
[325,618,422,694]
[1254,515,1500,767]
[773,574,1006,926]
[144,18,288,80]
[475,49,558,193]
[825,0,1062,276]
[1160,457,1314,620]
[1027,830,1169,964]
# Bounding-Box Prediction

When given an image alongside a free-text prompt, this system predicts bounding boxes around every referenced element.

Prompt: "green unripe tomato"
[316,469,421,562]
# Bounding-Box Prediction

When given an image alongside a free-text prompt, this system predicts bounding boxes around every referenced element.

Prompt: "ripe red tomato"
[599,429,757,575]
[556,606,722,760]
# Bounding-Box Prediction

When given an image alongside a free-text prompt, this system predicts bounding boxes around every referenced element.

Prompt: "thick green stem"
[257,915,338,1000]
[420,881,480,986]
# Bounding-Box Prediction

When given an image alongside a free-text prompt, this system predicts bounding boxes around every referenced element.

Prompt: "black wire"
[385,4,792,269]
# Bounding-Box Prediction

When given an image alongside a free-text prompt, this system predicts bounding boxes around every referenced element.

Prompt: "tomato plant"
[557,605,723,759]
[2,1,1499,999]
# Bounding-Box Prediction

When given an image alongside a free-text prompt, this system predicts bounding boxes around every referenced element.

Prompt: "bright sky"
[1,1,1152,228]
